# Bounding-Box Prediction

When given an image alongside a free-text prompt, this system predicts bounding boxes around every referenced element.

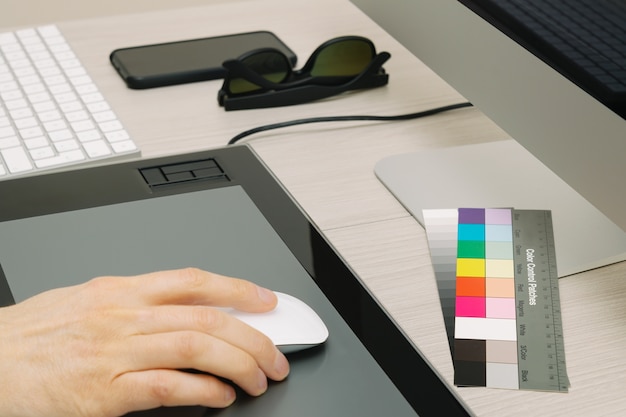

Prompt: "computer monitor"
[351,0,626,232]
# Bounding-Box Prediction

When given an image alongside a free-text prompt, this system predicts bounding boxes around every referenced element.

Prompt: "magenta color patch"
[456,296,486,318]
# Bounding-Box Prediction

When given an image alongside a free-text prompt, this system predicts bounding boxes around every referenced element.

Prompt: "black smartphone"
[109,31,297,89]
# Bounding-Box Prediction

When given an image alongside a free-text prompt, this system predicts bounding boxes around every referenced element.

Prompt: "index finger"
[119,268,278,312]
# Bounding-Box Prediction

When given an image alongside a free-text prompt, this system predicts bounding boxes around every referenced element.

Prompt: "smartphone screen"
[109,31,297,89]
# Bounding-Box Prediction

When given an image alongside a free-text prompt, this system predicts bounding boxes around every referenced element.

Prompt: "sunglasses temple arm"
[345,52,390,87]
[223,52,391,110]
[222,59,286,90]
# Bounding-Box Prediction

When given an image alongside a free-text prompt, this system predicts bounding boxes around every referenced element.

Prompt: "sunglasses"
[218,36,391,110]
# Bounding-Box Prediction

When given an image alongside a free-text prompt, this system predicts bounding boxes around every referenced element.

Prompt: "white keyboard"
[0,25,139,180]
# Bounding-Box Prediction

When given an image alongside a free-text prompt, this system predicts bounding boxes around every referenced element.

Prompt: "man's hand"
[0,268,290,417]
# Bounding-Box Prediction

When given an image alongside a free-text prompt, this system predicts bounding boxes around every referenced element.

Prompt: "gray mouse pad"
[0,186,416,417]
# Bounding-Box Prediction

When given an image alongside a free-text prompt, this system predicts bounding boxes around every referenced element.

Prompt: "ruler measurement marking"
[513,210,568,392]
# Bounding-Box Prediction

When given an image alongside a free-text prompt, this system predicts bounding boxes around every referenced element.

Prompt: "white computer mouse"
[220,292,329,354]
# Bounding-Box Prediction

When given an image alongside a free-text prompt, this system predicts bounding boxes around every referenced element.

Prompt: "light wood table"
[5,0,626,415]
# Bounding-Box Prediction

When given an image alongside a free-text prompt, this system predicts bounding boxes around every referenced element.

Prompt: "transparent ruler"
[512,209,569,391]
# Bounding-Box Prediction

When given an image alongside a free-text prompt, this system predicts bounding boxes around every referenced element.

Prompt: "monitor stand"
[374,139,626,277]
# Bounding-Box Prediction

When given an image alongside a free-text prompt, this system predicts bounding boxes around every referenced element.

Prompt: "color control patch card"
[423,208,569,392]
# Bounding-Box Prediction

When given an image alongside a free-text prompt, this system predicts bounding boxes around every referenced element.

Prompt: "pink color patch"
[486,297,516,319]
[456,296,486,317]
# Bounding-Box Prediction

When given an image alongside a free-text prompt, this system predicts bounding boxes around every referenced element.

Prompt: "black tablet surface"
[0,145,472,416]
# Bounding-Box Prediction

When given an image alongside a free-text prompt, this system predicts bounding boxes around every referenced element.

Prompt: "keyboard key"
[19,126,44,139]
[0,136,20,149]
[77,129,101,142]
[99,120,123,132]
[37,109,62,122]
[1,146,33,173]
[86,101,109,113]
[473,0,626,117]
[54,139,80,152]
[83,140,112,158]
[35,149,85,169]
[37,25,60,37]
[43,120,67,132]
[15,116,38,129]
[49,129,73,142]
[105,130,130,142]
[0,126,15,138]
[66,110,89,122]
[72,120,95,132]
[29,146,55,160]
[92,110,116,123]
[111,140,137,153]
[24,136,49,149]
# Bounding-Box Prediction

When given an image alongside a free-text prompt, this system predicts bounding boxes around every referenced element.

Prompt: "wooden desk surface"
[6,0,626,415]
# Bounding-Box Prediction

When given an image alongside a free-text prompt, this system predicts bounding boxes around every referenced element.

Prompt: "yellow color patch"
[456,258,485,277]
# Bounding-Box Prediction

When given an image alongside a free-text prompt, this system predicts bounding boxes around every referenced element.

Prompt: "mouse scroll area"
[220,292,329,354]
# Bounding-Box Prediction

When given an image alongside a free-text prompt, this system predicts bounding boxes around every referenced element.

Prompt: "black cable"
[227,102,473,145]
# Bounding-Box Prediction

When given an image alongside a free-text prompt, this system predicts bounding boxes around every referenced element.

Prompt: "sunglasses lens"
[228,51,291,94]
[310,39,375,77]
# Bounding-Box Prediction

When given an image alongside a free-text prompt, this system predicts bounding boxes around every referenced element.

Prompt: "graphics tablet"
[0,145,472,417]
